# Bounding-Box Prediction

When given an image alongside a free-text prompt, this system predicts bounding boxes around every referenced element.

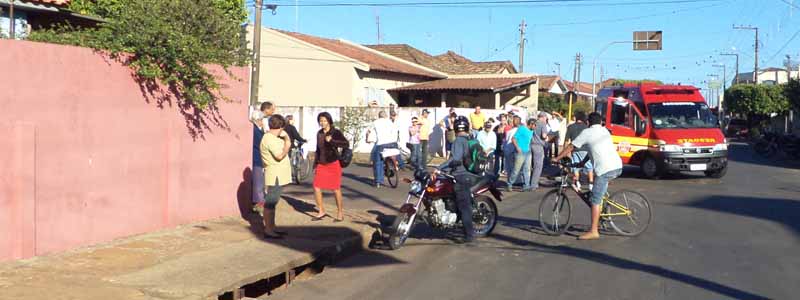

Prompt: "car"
[725,119,748,137]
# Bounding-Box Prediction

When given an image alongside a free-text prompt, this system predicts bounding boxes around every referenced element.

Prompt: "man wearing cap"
[418,109,432,167]
[476,121,497,157]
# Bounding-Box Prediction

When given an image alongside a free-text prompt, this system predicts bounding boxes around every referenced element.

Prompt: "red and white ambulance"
[594,83,728,178]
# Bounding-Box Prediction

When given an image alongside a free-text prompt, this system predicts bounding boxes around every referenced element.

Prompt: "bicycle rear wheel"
[606,190,652,236]
[295,155,312,183]
[385,160,399,188]
[538,189,572,236]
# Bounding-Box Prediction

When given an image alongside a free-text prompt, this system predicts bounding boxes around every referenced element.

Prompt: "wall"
[356,70,429,106]
[253,28,358,107]
[0,40,250,261]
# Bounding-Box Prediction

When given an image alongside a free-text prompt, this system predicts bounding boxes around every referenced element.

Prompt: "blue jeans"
[508,151,532,190]
[503,144,516,175]
[371,144,389,184]
[409,143,421,170]
[591,168,622,205]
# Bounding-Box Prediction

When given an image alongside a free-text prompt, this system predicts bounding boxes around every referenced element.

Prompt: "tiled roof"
[563,80,599,95]
[389,76,537,93]
[368,44,516,75]
[278,31,445,79]
[537,75,561,91]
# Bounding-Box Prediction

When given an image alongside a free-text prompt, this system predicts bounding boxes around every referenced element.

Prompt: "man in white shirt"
[552,112,623,240]
[476,121,497,155]
[366,110,399,188]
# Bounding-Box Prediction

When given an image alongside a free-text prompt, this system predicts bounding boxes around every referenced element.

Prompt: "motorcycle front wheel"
[388,212,415,250]
[472,195,498,237]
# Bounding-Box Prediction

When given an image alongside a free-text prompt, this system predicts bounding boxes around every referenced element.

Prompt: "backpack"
[462,137,487,175]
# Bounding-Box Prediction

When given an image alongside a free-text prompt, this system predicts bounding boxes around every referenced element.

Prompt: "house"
[0,0,103,39]
[368,43,538,110]
[733,67,800,85]
[366,44,517,75]
[537,75,568,95]
[248,27,447,107]
[563,80,599,101]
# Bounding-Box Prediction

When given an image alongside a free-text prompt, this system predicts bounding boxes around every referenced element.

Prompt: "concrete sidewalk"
[0,197,382,300]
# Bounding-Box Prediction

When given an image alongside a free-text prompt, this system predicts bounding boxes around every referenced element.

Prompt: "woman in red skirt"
[312,112,350,222]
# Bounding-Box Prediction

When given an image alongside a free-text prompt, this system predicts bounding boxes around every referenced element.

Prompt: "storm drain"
[218,259,326,300]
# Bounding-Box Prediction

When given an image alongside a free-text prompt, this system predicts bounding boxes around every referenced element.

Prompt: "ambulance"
[594,83,728,178]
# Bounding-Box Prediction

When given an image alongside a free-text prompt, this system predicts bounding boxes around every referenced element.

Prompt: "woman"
[260,114,292,239]
[408,117,421,170]
[312,112,349,222]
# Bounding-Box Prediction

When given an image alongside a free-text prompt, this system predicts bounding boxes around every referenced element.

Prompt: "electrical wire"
[262,0,725,8]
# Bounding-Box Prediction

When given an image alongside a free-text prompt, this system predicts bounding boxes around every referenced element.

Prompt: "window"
[611,102,629,126]
[595,100,607,118]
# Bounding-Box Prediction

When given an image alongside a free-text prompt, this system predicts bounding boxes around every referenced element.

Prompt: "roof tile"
[389,76,537,93]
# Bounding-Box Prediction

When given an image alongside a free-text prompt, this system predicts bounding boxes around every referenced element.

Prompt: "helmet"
[454,116,470,133]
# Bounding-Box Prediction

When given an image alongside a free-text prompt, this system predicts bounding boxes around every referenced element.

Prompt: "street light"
[713,64,727,120]
[720,53,739,84]
[591,37,660,105]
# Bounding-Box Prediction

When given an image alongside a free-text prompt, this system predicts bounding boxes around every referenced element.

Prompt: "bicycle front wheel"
[295,155,312,183]
[606,190,652,236]
[538,189,572,236]
[385,160,399,188]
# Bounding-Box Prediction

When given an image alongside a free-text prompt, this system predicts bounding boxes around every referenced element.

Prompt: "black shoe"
[263,232,284,239]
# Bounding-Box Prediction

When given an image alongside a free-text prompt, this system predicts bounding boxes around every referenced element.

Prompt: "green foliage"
[610,79,664,86]
[538,93,592,116]
[785,79,800,111]
[724,84,790,118]
[28,0,249,108]
[336,107,373,150]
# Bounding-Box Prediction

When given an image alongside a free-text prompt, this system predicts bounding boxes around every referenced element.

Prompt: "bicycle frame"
[556,166,631,217]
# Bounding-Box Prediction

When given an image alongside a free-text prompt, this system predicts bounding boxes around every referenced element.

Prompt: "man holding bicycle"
[552,112,622,240]
[367,110,399,188]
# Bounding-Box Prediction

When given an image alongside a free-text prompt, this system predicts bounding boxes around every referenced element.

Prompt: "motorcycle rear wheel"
[388,213,415,250]
[472,195,498,237]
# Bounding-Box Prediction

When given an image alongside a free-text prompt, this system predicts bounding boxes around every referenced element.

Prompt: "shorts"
[590,168,622,205]
[264,177,283,209]
[571,151,594,174]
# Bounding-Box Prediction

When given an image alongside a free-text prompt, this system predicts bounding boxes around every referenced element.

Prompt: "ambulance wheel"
[704,165,727,178]
[641,156,664,179]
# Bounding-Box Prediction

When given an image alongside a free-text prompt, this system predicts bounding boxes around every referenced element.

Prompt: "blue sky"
[253,0,799,88]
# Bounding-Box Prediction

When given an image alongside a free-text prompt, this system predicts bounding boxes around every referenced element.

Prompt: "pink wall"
[0,40,251,261]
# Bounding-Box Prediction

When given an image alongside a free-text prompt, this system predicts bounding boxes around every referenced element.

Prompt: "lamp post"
[713,64,726,120]
[720,53,739,84]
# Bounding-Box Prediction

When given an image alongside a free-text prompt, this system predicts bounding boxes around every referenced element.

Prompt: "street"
[271,142,799,300]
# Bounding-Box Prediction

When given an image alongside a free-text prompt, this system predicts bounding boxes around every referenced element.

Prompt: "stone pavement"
[0,197,381,300]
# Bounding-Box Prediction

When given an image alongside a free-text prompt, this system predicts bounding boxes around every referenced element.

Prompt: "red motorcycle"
[387,170,503,249]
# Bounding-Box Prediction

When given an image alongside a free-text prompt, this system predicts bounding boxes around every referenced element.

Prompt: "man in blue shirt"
[506,118,535,192]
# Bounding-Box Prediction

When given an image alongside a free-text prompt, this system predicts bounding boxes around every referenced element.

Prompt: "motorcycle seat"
[469,175,496,194]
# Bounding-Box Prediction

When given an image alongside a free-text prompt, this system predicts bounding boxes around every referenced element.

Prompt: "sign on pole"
[633,31,662,51]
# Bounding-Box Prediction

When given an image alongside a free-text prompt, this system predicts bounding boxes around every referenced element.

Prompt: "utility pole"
[9,0,15,39]
[713,64,726,119]
[572,53,581,93]
[375,13,381,44]
[518,19,526,73]
[576,53,582,94]
[554,62,561,77]
[786,55,792,83]
[733,25,759,83]
[721,53,739,84]
[249,0,264,108]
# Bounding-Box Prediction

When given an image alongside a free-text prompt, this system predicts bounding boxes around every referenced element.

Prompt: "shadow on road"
[684,194,800,236]
[726,142,800,170]
[487,231,769,300]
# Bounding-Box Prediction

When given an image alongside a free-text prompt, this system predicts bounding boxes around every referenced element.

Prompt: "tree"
[724,84,790,127]
[28,0,249,108]
[336,107,373,151]
[785,79,800,111]
[538,93,592,117]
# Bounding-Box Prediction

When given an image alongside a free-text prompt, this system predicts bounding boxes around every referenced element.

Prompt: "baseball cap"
[421,109,430,114]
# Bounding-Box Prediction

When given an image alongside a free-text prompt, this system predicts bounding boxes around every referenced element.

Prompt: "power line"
[264,0,724,8]
[777,0,799,9]
[534,2,724,26]
[766,28,800,63]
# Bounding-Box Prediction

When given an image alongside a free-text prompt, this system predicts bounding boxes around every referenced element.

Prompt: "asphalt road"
[274,142,799,300]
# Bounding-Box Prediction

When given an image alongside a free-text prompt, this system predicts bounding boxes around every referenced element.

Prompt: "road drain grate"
[218,259,326,300]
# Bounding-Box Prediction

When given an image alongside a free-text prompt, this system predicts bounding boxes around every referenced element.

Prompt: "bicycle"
[290,142,312,184]
[381,148,402,188]
[538,158,652,237]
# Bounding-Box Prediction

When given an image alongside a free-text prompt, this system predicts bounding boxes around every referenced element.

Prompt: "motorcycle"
[387,169,503,250]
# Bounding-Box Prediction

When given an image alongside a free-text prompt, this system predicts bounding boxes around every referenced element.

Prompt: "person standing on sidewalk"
[553,112,623,240]
[418,109,432,168]
[507,118,534,192]
[366,111,397,188]
[529,113,548,191]
[408,117,422,170]
[252,101,275,215]
[493,114,509,175]
[503,115,521,177]
[260,114,292,239]
[443,108,457,158]
[312,112,350,222]
[469,106,486,138]
[436,116,477,244]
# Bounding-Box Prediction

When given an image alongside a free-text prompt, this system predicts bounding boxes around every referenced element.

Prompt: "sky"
[251,0,800,89]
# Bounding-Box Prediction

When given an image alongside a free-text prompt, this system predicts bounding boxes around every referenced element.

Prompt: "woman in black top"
[312,112,349,222]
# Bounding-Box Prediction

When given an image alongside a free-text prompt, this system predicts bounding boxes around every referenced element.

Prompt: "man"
[443,108,457,158]
[389,111,405,169]
[564,111,593,190]
[476,121,496,157]
[437,116,477,244]
[503,115,521,177]
[366,111,398,188]
[553,112,623,240]
[548,111,565,158]
[284,115,307,149]
[469,106,486,138]
[493,114,508,175]
[418,109,432,167]
[507,118,535,192]
[252,101,275,215]
[529,113,548,191]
